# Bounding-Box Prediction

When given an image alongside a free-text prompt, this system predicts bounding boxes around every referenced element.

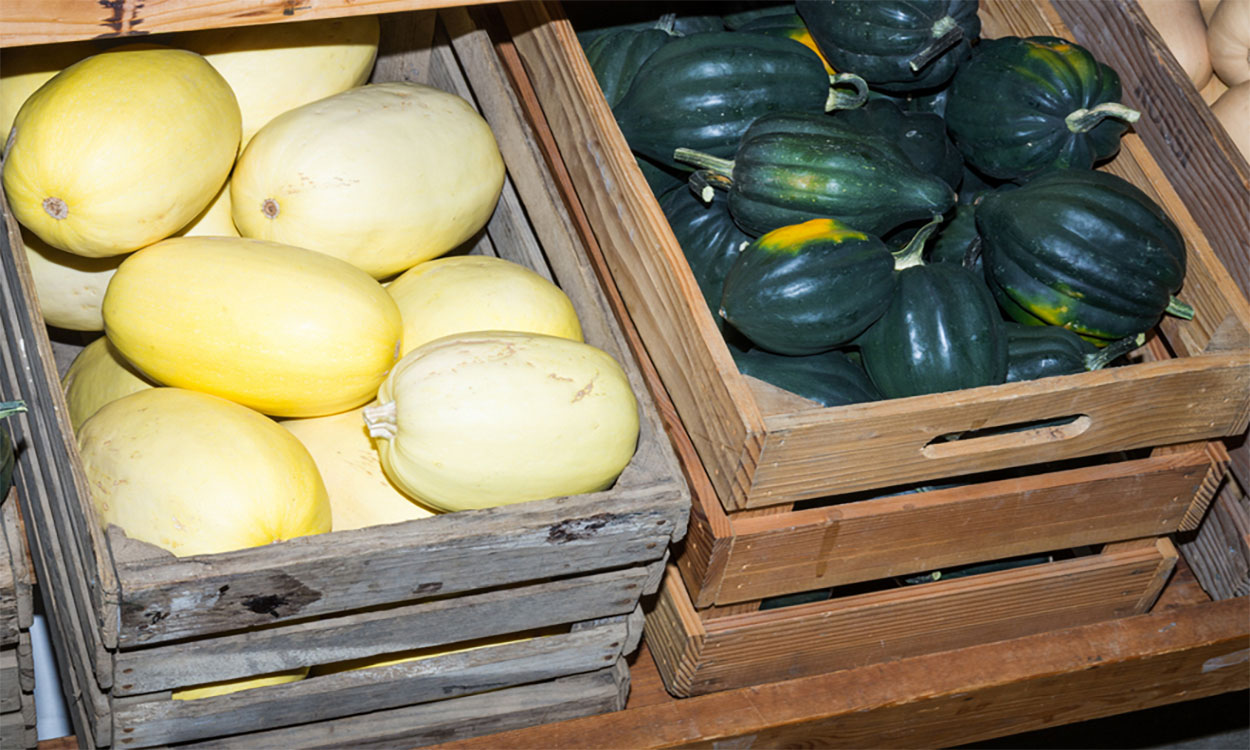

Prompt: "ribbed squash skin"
[61,336,155,431]
[797,0,981,92]
[736,11,834,73]
[659,186,751,324]
[584,26,674,108]
[386,255,582,356]
[2,46,241,258]
[709,111,956,237]
[857,263,1008,399]
[231,82,505,279]
[173,15,379,147]
[78,387,331,557]
[925,202,981,271]
[1004,323,1099,382]
[945,36,1134,180]
[831,99,963,190]
[731,344,882,407]
[281,406,436,532]
[976,169,1187,343]
[102,236,402,418]
[721,219,897,355]
[613,32,834,168]
[366,332,639,512]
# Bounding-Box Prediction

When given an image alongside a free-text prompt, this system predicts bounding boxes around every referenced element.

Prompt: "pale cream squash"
[173,181,239,238]
[1211,80,1250,160]
[102,236,402,418]
[1201,0,1222,24]
[1208,0,1250,85]
[172,15,380,148]
[1138,0,1213,89]
[387,255,583,356]
[78,387,331,557]
[0,40,96,143]
[23,228,125,331]
[363,331,639,512]
[230,82,506,279]
[2,46,241,257]
[61,336,156,431]
[281,406,437,531]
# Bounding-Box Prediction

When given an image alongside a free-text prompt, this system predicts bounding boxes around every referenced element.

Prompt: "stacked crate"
[500,0,1250,696]
[1,490,37,749]
[0,7,689,747]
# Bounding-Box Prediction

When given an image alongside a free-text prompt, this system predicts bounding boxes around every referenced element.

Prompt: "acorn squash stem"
[826,73,869,111]
[1085,332,1146,369]
[1065,102,1142,133]
[687,169,735,202]
[0,401,27,419]
[674,148,734,175]
[908,17,962,72]
[892,215,945,270]
[1166,295,1196,320]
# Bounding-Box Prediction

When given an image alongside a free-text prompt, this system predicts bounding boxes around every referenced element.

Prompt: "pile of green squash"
[576,0,1194,405]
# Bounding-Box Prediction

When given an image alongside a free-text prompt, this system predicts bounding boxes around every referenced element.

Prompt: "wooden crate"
[0,7,689,748]
[646,537,1178,696]
[500,0,1250,515]
[1,490,37,750]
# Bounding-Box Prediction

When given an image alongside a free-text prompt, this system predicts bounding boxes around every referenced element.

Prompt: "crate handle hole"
[922,414,1091,459]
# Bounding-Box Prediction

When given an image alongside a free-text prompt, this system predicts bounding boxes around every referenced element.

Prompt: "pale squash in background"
[1138,0,1214,89]
[231,82,506,279]
[102,236,402,418]
[173,16,380,148]
[61,336,156,431]
[281,406,437,532]
[2,46,241,257]
[171,668,309,701]
[78,387,331,558]
[1211,80,1250,160]
[23,228,124,331]
[174,181,239,238]
[1208,0,1250,85]
[387,255,583,356]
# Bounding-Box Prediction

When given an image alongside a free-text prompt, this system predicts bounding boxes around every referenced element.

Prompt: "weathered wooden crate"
[0,7,689,748]
[1,489,37,749]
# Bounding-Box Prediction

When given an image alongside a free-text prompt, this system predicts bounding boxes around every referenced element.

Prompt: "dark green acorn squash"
[944,36,1141,181]
[720,218,899,354]
[613,32,868,169]
[925,202,981,271]
[796,0,981,93]
[1005,323,1145,382]
[730,341,883,407]
[583,25,676,108]
[636,154,690,198]
[831,98,963,190]
[856,243,1008,399]
[976,168,1192,344]
[659,186,752,326]
[573,5,724,47]
[734,9,835,73]
[675,110,957,237]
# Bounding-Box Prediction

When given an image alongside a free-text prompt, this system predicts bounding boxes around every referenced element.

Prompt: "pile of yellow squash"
[0,15,642,695]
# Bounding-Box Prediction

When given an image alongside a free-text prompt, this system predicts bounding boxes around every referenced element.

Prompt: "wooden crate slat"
[112,618,627,747]
[111,489,676,647]
[182,659,629,750]
[647,539,1177,696]
[1,492,35,630]
[432,597,1249,750]
[707,448,1217,605]
[1180,479,1250,600]
[1,647,19,713]
[112,561,655,695]
[0,520,15,647]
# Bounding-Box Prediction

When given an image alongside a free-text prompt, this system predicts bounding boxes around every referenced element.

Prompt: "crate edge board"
[645,539,1176,696]
[1179,479,1250,601]
[173,657,629,750]
[1,490,35,630]
[110,558,657,695]
[701,445,1219,605]
[109,616,629,747]
[500,1,1250,512]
